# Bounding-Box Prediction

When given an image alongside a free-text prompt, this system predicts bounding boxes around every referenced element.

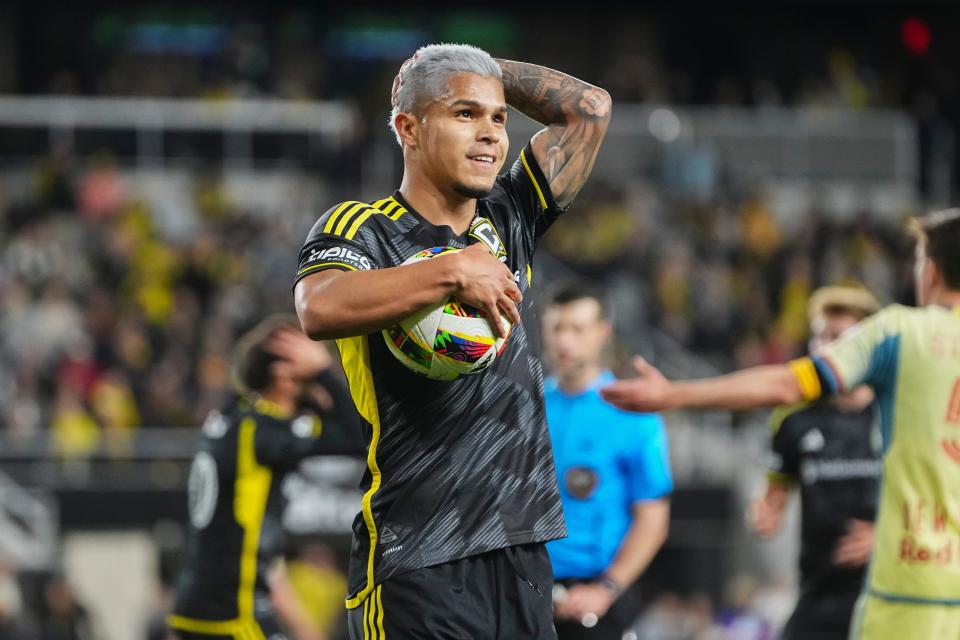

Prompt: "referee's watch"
[596,574,623,597]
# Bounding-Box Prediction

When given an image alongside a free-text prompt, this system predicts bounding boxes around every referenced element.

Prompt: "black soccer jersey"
[170,389,361,637]
[767,399,882,594]
[294,142,568,609]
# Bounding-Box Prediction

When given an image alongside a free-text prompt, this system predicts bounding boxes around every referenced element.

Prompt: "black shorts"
[169,612,287,640]
[347,542,556,640]
[781,587,861,640]
[553,578,642,640]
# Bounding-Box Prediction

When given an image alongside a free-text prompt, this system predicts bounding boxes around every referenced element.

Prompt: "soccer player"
[542,281,671,640]
[601,209,960,640]
[293,44,611,639]
[168,317,363,640]
[749,285,881,640]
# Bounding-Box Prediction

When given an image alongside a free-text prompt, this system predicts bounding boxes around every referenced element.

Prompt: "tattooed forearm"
[496,59,611,208]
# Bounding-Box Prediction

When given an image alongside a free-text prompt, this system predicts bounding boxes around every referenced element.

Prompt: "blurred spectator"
[38,573,97,640]
[0,562,37,640]
[284,542,348,638]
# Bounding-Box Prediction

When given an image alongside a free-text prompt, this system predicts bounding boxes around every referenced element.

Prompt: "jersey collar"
[393,191,479,239]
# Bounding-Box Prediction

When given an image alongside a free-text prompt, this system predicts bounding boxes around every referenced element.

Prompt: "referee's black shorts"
[347,542,556,639]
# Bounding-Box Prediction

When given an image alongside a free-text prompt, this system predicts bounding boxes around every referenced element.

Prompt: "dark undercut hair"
[910,208,960,289]
[233,315,300,393]
[544,279,611,320]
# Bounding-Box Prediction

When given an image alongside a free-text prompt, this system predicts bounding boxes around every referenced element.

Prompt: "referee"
[542,281,672,640]
[168,316,362,640]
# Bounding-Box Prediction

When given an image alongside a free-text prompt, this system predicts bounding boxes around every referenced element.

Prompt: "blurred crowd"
[27,9,957,110]
[544,178,915,372]
[0,143,916,449]
[0,148,317,453]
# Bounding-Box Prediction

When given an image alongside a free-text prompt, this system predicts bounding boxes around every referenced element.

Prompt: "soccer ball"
[383,246,511,381]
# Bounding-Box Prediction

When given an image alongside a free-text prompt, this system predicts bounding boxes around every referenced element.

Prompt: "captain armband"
[788,357,823,402]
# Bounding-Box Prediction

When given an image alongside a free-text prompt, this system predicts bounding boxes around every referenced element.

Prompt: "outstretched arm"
[600,357,810,413]
[496,60,611,208]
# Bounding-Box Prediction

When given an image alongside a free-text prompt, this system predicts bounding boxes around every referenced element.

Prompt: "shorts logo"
[564,466,599,500]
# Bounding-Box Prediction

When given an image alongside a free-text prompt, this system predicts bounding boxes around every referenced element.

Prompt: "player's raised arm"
[496,60,611,208]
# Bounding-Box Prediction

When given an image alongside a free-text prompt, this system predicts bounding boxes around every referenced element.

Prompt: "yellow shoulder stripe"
[322,197,407,241]
[520,148,548,211]
[340,196,408,240]
[335,203,374,236]
[346,209,378,240]
[372,196,406,221]
[323,201,364,234]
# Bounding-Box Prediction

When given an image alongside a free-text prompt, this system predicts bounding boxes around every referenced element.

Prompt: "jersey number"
[188,451,219,529]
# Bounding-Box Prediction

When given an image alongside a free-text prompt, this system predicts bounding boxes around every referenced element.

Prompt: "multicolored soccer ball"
[383,246,511,381]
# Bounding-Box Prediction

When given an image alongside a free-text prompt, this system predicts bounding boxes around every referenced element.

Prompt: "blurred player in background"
[168,316,363,640]
[294,43,610,639]
[602,209,960,640]
[749,285,881,640]
[542,281,671,640]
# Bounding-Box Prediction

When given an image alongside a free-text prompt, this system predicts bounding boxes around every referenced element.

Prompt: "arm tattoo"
[497,59,612,208]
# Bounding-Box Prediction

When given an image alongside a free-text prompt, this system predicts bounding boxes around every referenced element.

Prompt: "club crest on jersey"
[469,217,507,263]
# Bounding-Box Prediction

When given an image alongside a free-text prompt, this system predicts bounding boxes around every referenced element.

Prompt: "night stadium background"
[0,3,956,639]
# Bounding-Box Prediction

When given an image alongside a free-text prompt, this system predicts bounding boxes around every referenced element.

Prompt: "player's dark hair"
[233,315,300,393]
[544,279,611,320]
[910,208,960,289]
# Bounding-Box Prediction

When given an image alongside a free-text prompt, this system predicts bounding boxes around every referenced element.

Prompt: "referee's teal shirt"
[545,370,673,580]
